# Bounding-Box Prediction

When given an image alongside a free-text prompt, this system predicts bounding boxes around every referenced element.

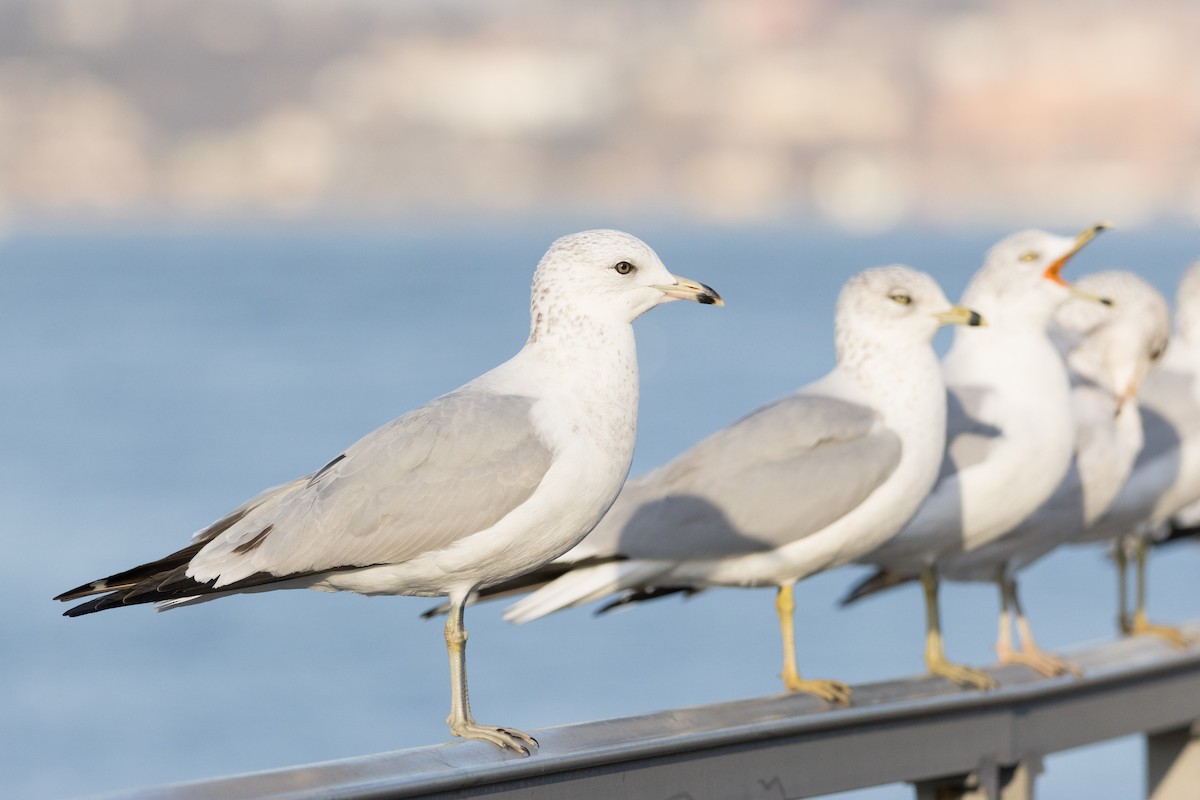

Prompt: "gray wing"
[597,394,903,560]
[1082,369,1191,542]
[188,391,554,584]
[937,384,1003,482]
[1139,368,1198,462]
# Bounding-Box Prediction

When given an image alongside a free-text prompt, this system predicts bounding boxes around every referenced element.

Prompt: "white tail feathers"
[503,561,665,624]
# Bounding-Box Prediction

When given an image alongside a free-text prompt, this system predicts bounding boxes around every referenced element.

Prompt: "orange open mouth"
[1043,223,1110,286]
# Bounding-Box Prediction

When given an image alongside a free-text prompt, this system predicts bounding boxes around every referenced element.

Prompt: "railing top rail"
[108,626,1200,800]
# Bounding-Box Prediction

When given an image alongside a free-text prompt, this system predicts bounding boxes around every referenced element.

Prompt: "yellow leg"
[1116,543,1131,635]
[922,564,996,690]
[994,564,1015,659]
[1128,537,1192,649]
[776,584,851,705]
[995,571,1081,677]
[444,594,538,755]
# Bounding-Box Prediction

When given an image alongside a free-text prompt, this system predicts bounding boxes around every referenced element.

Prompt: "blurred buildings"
[1,0,1198,230]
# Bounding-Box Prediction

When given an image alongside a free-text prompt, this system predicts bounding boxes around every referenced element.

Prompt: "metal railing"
[110,626,1200,800]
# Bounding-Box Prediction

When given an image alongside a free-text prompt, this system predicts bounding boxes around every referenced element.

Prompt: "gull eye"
[1018,250,1039,262]
[889,292,912,305]
[613,261,635,275]
[1150,346,1165,362]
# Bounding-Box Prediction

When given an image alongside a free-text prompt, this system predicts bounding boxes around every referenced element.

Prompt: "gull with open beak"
[843,224,1112,689]
[488,265,983,705]
[54,229,721,756]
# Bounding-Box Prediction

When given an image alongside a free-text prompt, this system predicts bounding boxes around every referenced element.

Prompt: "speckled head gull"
[835,265,984,359]
[54,229,722,756]
[531,229,721,330]
[499,265,982,705]
[1053,270,1170,414]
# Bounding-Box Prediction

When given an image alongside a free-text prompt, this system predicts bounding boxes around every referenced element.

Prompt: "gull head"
[963,223,1111,328]
[529,230,722,330]
[1053,270,1170,411]
[835,265,983,360]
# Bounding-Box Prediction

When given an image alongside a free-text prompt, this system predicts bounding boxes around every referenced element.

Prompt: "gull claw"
[998,647,1083,678]
[1128,617,1194,650]
[783,676,853,706]
[450,721,540,756]
[928,659,998,690]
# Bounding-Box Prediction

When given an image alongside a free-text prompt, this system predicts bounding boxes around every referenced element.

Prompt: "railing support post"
[1147,720,1200,800]
[913,758,1040,800]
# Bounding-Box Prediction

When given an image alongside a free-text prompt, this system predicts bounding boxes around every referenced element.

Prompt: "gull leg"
[1005,574,1082,677]
[776,583,851,705]
[993,565,1016,663]
[444,593,538,755]
[922,564,996,690]
[1129,536,1192,649]
[1116,543,1132,635]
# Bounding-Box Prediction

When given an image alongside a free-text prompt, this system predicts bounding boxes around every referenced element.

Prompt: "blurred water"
[3,222,1198,799]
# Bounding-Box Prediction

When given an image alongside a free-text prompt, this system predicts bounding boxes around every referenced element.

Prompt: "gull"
[54,229,722,756]
[846,272,1168,677]
[496,265,982,704]
[1072,260,1200,647]
[842,225,1109,689]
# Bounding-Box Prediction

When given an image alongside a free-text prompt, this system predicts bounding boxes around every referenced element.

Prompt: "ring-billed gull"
[1072,260,1200,647]
[843,225,1109,689]
[846,271,1168,677]
[54,229,723,755]
[495,266,982,704]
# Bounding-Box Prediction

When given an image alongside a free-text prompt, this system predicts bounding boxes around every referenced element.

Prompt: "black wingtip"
[54,581,107,603]
[596,585,695,614]
[1159,523,1200,547]
[420,601,451,620]
[61,595,112,617]
[839,568,915,607]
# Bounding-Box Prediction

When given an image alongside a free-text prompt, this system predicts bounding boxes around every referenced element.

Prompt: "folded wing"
[57,391,554,614]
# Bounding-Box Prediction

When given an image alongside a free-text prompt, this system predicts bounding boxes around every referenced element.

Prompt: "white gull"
[878,271,1168,676]
[843,225,1109,689]
[55,229,722,755]
[501,266,981,704]
[1073,260,1200,647]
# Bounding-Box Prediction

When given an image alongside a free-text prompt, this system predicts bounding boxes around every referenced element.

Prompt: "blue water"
[3,222,1198,798]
